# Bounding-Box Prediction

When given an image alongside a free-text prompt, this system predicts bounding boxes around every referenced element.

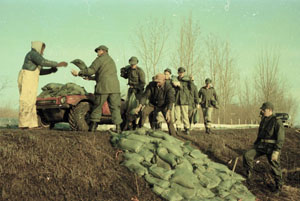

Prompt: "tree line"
[133,15,298,125]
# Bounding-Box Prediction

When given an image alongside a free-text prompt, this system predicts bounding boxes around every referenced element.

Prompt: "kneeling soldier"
[243,102,285,193]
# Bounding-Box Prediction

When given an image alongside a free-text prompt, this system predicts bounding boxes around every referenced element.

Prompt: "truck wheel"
[37,113,50,129]
[69,102,91,131]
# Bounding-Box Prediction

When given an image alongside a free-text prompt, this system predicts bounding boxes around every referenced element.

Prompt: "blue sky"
[0,0,299,123]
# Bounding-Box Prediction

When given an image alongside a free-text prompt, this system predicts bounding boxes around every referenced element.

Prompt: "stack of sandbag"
[110,128,256,201]
[38,83,87,98]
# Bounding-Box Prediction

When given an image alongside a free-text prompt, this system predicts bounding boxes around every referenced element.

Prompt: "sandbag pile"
[110,128,256,201]
[38,83,88,98]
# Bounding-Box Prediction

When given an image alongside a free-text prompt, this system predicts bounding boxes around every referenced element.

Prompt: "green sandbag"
[126,92,138,113]
[157,147,178,167]
[216,188,231,198]
[193,165,206,175]
[152,185,165,195]
[190,149,207,159]
[149,164,175,180]
[209,162,231,174]
[119,138,144,153]
[123,152,144,163]
[144,174,170,189]
[163,135,184,146]
[229,172,246,182]
[138,148,154,162]
[160,140,183,157]
[170,168,198,189]
[148,130,166,139]
[71,59,88,70]
[155,155,172,170]
[202,172,221,189]
[41,83,64,91]
[175,158,193,172]
[134,127,149,135]
[186,155,205,167]
[144,143,156,152]
[217,180,235,191]
[195,184,215,198]
[126,134,152,143]
[161,188,183,201]
[122,159,148,176]
[171,183,197,200]
[224,194,239,201]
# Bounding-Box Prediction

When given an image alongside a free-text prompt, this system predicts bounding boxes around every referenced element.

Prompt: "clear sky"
[0,0,299,123]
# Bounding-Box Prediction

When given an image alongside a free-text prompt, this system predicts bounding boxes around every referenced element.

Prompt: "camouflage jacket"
[79,53,120,94]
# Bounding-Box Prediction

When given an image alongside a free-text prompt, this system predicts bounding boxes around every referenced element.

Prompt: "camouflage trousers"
[201,107,213,129]
[243,147,283,186]
[90,93,123,125]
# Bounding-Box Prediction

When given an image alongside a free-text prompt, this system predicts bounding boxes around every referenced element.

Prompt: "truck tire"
[69,102,91,131]
[37,113,50,129]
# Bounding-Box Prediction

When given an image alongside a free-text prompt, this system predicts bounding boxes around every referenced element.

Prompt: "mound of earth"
[0,127,299,201]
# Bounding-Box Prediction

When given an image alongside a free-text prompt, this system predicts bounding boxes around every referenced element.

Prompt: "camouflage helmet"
[205,78,212,84]
[95,45,108,52]
[260,102,274,111]
[129,56,139,65]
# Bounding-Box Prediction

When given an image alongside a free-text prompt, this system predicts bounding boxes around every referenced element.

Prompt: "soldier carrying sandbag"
[71,45,122,133]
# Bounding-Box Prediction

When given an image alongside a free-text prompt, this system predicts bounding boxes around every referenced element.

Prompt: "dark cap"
[129,56,139,65]
[260,102,274,110]
[164,68,172,74]
[95,45,108,52]
[205,78,212,84]
[178,67,186,73]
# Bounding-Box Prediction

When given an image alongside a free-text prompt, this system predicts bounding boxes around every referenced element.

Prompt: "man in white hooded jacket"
[18,41,67,129]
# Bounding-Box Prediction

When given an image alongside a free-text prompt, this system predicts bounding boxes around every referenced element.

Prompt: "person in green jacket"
[71,45,122,132]
[198,78,218,134]
[120,56,145,101]
[243,102,285,194]
[174,67,191,135]
[18,41,67,129]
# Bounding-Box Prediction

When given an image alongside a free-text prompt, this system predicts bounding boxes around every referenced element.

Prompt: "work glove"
[271,151,279,162]
[166,110,171,123]
[51,67,57,73]
[57,61,68,67]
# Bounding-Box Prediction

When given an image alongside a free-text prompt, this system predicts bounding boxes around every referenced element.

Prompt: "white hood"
[31,41,45,54]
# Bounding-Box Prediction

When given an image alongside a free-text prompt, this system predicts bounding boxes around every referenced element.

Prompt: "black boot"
[116,124,121,134]
[89,121,98,132]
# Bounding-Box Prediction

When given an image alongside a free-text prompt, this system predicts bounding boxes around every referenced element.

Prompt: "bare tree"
[171,15,205,84]
[134,18,170,82]
[0,79,9,94]
[204,34,237,123]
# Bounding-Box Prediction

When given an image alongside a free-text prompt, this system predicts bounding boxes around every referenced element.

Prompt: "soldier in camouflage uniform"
[72,45,122,132]
[120,56,145,101]
[198,78,218,134]
[243,102,285,193]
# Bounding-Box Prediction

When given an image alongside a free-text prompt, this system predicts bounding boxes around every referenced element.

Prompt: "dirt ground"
[0,127,299,201]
